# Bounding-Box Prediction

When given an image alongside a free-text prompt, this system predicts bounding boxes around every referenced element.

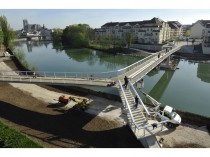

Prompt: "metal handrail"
[117,53,156,76]
[118,80,140,130]
[129,46,182,83]
[128,79,150,117]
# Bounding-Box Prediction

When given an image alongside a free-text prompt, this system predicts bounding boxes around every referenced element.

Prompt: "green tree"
[185,30,190,37]
[62,24,91,48]
[0,16,15,50]
[51,28,63,42]
[0,30,3,44]
[124,31,134,49]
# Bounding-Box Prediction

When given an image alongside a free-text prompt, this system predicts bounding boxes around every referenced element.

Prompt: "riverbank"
[0,60,141,148]
[174,52,210,60]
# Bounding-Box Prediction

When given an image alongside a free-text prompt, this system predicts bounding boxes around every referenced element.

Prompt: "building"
[202,23,210,54]
[21,20,52,40]
[168,21,183,40]
[23,19,42,35]
[190,20,210,39]
[95,17,179,45]
[137,18,171,44]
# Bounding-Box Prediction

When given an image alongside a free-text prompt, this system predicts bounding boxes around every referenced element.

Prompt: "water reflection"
[14,40,52,52]
[64,48,143,70]
[14,41,142,72]
[145,70,175,103]
[197,63,210,83]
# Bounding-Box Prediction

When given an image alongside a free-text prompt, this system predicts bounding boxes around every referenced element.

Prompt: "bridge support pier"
[166,55,171,66]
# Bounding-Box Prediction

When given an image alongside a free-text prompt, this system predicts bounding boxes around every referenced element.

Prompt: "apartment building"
[168,21,183,40]
[95,17,182,45]
[190,20,210,39]
[202,23,210,54]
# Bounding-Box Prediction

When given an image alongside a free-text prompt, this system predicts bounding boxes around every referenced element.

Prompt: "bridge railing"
[129,46,181,83]
[116,50,167,77]
[136,120,169,137]
[116,53,156,77]
[0,70,119,81]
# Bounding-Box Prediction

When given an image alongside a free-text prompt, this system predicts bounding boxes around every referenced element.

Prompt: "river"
[14,41,210,117]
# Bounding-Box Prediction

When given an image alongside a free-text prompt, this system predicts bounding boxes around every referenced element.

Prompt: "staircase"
[118,80,147,138]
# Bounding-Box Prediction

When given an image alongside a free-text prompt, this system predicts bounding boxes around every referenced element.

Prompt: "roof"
[101,22,120,27]
[168,22,179,29]
[192,20,210,28]
[168,21,182,27]
[199,20,210,27]
[164,105,173,113]
[101,17,165,28]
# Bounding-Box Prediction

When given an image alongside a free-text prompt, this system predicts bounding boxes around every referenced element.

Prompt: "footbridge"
[0,44,181,86]
[0,43,183,147]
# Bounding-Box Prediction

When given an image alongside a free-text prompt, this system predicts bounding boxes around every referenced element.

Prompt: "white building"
[168,21,183,40]
[95,17,172,44]
[190,20,210,39]
[202,23,210,54]
[137,18,171,44]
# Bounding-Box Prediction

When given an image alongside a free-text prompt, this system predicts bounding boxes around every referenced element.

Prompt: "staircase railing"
[118,80,139,132]
[128,79,150,121]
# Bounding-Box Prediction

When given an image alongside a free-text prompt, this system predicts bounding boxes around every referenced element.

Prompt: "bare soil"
[0,60,142,148]
[0,83,143,148]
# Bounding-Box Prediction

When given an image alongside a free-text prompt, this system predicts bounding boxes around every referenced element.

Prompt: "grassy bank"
[0,121,42,148]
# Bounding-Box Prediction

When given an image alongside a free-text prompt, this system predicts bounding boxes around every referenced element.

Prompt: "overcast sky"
[1,0,210,30]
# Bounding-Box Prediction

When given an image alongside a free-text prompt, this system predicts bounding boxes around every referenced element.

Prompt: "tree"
[51,28,63,42]
[0,16,15,50]
[185,30,190,37]
[0,30,3,44]
[62,24,91,48]
[124,31,134,49]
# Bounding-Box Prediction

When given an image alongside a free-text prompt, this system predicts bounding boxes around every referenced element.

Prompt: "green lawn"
[0,121,42,148]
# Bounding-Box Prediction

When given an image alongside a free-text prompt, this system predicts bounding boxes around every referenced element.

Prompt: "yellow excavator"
[58,95,88,105]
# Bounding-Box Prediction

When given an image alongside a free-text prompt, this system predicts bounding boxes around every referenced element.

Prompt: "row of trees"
[51,24,134,50]
[0,16,15,50]
[52,24,95,48]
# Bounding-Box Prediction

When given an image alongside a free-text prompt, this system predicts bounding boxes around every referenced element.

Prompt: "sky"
[1,9,210,30]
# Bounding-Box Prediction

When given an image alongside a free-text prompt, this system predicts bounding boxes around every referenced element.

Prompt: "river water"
[14,41,210,117]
